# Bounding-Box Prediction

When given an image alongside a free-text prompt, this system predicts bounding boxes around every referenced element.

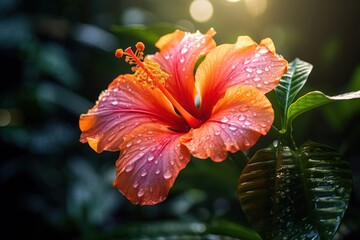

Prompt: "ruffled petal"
[113,124,190,205]
[148,28,216,117]
[181,85,274,162]
[79,74,187,153]
[196,36,287,118]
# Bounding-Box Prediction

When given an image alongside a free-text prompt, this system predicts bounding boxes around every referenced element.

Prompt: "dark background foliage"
[1,0,359,239]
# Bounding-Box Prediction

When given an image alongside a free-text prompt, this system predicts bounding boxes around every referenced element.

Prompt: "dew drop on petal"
[125,164,134,173]
[180,56,185,63]
[137,188,145,197]
[155,168,161,175]
[244,58,251,65]
[147,154,155,161]
[181,47,189,54]
[253,76,261,82]
[133,181,139,188]
[231,64,236,69]
[220,116,230,123]
[244,121,251,126]
[214,130,221,136]
[126,142,133,147]
[163,170,172,179]
[259,48,269,54]
[229,125,237,131]
[164,54,170,60]
[256,69,263,74]
[238,115,246,121]
[244,139,251,147]
[111,100,118,105]
[245,67,253,73]
[141,170,147,177]
[265,66,270,72]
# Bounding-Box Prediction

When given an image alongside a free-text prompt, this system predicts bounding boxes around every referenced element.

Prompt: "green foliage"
[287,90,360,132]
[275,58,313,129]
[238,141,352,240]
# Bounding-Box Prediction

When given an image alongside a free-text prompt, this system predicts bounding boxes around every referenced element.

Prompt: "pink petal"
[148,29,216,117]
[79,74,187,153]
[113,124,190,205]
[196,36,287,118]
[181,85,274,162]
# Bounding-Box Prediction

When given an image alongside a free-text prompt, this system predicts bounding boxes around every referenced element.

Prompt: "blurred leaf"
[287,90,360,131]
[238,141,352,239]
[111,23,178,44]
[90,220,260,240]
[275,58,313,128]
[323,64,360,131]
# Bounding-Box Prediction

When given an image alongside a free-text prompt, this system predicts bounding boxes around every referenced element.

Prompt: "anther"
[135,42,145,51]
[115,49,124,58]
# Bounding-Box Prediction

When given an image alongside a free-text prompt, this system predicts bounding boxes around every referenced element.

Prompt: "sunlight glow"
[189,0,214,23]
[244,0,267,17]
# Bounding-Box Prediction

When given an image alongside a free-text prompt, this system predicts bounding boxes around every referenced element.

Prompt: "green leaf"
[275,58,313,127]
[89,220,261,240]
[238,141,352,239]
[286,90,360,131]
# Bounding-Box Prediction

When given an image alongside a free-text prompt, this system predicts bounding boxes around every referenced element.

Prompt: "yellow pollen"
[115,42,168,88]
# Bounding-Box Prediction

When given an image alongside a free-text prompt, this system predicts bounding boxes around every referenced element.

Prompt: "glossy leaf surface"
[238,141,352,239]
[274,58,313,126]
[287,90,360,130]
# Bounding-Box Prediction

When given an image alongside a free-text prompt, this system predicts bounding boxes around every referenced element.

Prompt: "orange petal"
[181,85,274,162]
[113,124,190,205]
[149,28,216,117]
[196,36,287,118]
[79,74,187,153]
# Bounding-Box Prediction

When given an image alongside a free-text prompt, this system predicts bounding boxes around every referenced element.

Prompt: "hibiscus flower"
[79,28,288,205]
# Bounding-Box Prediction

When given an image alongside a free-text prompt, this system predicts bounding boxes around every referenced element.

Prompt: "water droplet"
[264,66,270,72]
[246,91,251,97]
[170,160,175,166]
[102,97,107,102]
[259,48,269,54]
[257,83,263,88]
[113,87,119,92]
[245,67,253,73]
[137,188,145,197]
[164,54,170,60]
[136,139,142,144]
[253,112,257,117]
[141,170,147,177]
[264,80,269,85]
[229,125,237,131]
[111,100,118,105]
[220,117,229,123]
[163,170,172,179]
[214,130,221,136]
[253,76,261,82]
[138,152,145,157]
[240,105,249,112]
[179,154,184,159]
[147,155,155,161]
[244,121,251,126]
[231,64,236,69]
[126,142,133,147]
[244,139,251,146]
[133,181,139,188]
[155,168,161,174]
[125,164,134,172]
[181,47,189,54]
[256,69,263,74]
[180,56,185,63]
[238,115,246,121]
[244,58,251,65]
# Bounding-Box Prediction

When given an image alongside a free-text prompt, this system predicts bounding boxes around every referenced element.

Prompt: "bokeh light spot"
[0,109,11,127]
[189,0,214,23]
[244,0,267,17]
